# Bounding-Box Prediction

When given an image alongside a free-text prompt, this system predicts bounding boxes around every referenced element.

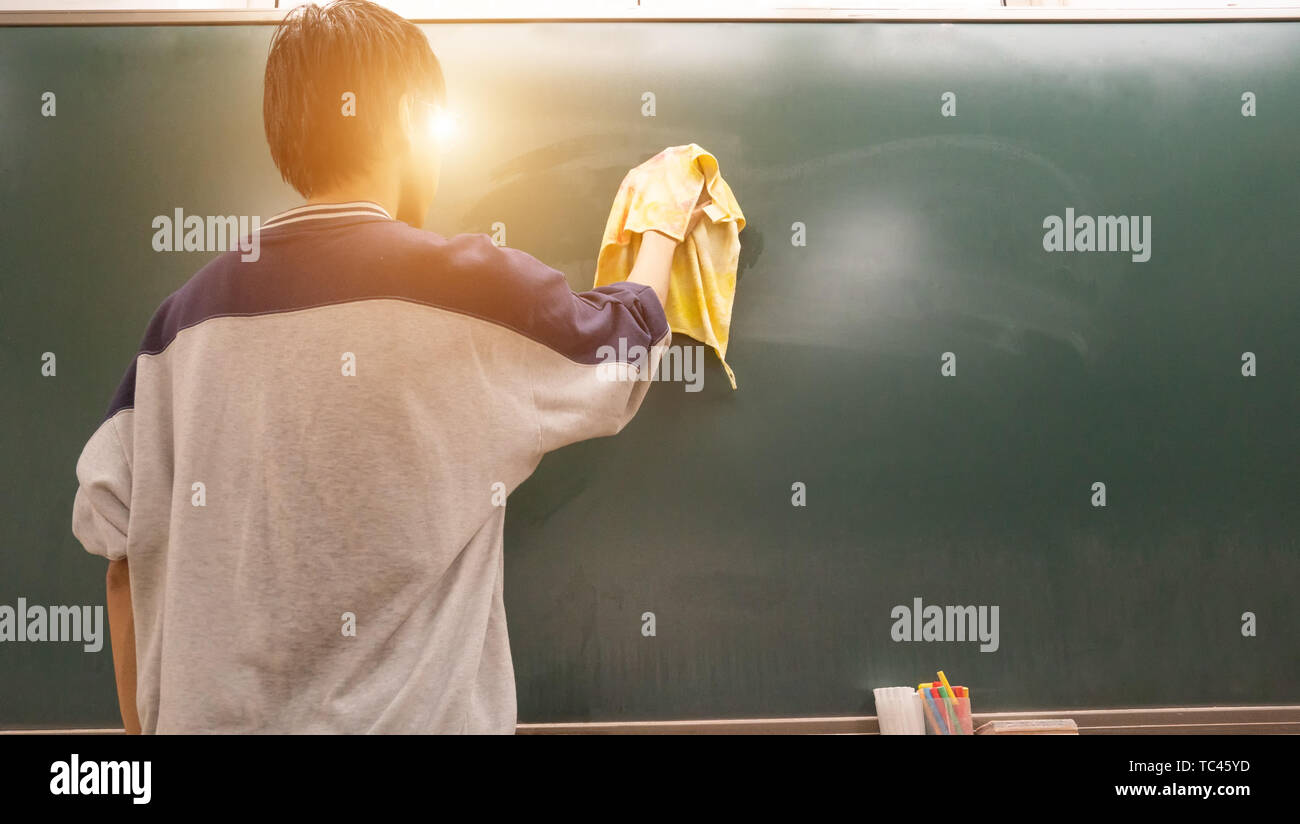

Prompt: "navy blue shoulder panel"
[104,216,667,420]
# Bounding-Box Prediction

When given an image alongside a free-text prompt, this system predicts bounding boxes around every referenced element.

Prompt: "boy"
[73,0,701,733]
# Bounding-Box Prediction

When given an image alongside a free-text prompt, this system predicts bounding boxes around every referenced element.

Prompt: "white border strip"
[2,7,1300,25]
[517,705,1300,734]
[5,705,1298,734]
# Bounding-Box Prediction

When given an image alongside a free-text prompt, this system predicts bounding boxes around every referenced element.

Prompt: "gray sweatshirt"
[72,201,669,733]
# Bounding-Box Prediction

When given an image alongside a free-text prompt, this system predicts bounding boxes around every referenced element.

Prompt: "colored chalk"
[929,687,952,735]
[921,687,948,735]
[937,671,961,734]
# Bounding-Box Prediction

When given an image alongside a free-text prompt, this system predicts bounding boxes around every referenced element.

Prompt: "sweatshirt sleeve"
[528,279,671,454]
[436,234,671,455]
[72,411,133,560]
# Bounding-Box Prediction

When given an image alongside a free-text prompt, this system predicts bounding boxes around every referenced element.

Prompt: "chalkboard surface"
[1,21,1297,727]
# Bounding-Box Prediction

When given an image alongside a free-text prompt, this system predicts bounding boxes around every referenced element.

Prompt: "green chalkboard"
[1,21,1297,727]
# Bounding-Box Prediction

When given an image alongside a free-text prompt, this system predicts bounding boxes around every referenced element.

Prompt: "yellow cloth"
[595,144,745,389]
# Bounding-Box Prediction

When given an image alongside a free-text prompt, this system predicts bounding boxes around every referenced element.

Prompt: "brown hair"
[263,0,446,197]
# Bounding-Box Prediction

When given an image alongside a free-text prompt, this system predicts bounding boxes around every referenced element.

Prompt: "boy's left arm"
[106,559,140,734]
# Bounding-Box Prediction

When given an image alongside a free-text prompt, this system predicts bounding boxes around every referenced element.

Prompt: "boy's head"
[263,0,446,221]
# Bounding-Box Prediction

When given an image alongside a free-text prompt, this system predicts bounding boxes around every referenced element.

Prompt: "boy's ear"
[396,93,416,154]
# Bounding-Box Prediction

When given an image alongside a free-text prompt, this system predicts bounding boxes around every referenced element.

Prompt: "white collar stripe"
[260,209,396,231]
[262,201,392,229]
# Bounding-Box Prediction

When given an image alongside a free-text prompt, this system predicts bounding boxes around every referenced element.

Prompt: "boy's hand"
[626,183,714,307]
